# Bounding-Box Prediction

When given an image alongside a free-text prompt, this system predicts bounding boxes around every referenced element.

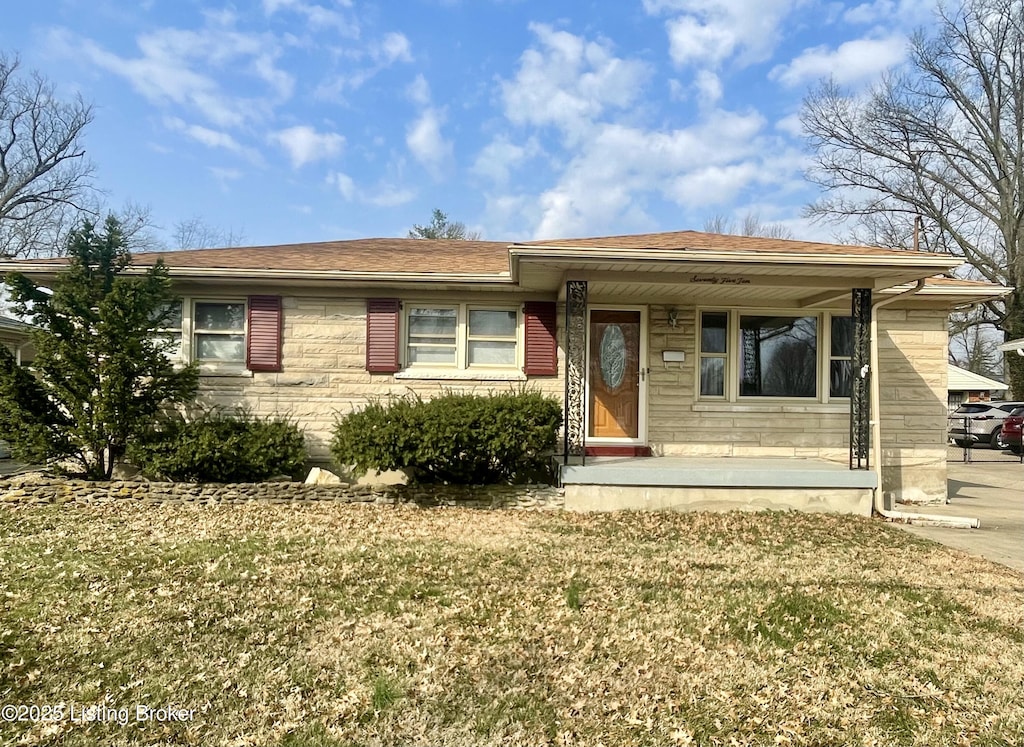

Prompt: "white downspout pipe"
[869,280,980,529]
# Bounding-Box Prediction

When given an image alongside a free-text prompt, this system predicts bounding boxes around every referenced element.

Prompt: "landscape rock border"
[0,477,564,510]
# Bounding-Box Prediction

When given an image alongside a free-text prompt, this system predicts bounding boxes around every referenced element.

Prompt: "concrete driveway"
[898,460,1024,574]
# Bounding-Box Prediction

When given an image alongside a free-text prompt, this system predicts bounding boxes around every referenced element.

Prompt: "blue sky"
[1,0,940,247]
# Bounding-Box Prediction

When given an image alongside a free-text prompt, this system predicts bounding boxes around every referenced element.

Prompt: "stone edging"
[0,478,564,510]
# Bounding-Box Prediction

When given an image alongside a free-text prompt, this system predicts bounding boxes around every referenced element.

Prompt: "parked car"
[1001,406,1024,454]
[948,401,1024,448]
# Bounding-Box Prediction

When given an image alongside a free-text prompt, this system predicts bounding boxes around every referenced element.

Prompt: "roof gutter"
[0,265,516,285]
[869,280,980,529]
[510,246,963,270]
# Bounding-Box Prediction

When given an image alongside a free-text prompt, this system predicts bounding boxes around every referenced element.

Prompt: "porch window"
[699,311,728,397]
[739,315,817,398]
[698,310,850,401]
[829,316,854,398]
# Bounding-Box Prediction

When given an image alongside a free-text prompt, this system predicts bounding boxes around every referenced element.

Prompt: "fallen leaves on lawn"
[0,503,1021,746]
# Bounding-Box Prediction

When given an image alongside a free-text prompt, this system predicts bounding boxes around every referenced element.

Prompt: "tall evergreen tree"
[0,216,198,478]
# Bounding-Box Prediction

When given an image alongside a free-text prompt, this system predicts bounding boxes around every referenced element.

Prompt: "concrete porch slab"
[560,456,878,490]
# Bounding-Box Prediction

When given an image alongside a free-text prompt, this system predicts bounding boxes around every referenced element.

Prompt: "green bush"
[128,409,307,483]
[331,390,562,485]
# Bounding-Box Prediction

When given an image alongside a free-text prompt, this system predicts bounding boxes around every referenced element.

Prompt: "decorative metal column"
[563,280,588,463]
[850,288,872,469]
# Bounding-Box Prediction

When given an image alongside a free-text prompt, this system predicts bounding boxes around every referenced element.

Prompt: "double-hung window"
[405,304,519,370]
[407,307,458,365]
[155,298,248,368]
[194,302,246,363]
[698,310,852,401]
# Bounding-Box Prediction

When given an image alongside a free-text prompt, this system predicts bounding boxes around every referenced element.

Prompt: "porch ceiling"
[519,259,948,307]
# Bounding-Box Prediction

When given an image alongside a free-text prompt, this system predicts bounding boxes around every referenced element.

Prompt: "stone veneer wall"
[187,292,565,461]
[0,479,564,510]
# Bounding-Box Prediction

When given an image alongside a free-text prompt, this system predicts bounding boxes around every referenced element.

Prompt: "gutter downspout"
[869,280,980,529]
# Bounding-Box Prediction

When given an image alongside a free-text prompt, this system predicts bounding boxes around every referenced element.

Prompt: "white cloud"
[327,173,416,207]
[843,0,934,26]
[315,32,413,99]
[406,108,453,175]
[209,166,244,190]
[472,136,540,184]
[59,22,292,129]
[271,125,345,168]
[365,184,416,207]
[775,112,804,137]
[527,111,776,238]
[262,0,358,35]
[374,32,413,64]
[770,35,907,87]
[694,70,723,106]
[407,74,431,106]
[644,0,809,70]
[164,117,259,161]
[500,23,651,143]
[327,171,356,200]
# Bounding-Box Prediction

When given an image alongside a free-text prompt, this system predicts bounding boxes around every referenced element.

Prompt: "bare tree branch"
[172,215,246,250]
[800,0,1024,395]
[0,53,95,258]
[703,211,793,239]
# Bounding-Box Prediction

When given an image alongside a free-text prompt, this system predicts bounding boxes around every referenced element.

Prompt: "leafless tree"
[0,54,95,258]
[949,304,1003,378]
[801,0,1024,395]
[703,212,793,239]
[172,215,246,250]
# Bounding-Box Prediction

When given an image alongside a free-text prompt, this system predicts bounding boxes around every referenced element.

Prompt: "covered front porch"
[560,455,878,515]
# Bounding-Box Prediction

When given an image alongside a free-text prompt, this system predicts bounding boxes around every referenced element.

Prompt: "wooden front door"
[588,310,642,439]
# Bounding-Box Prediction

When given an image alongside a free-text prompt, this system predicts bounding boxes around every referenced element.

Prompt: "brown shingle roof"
[126,238,514,274]
[516,230,940,257]
[8,230,958,275]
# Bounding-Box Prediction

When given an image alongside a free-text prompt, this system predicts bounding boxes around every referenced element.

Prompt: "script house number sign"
[600,325,627,390]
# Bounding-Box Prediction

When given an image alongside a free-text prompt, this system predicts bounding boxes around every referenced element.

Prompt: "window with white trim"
[698,311,728,397]
[698,310,852,401]
[829,316,854,398]
[154,300,183,361]
[405,304,519,369]
[194,302,246,363]
[155,298,248,368]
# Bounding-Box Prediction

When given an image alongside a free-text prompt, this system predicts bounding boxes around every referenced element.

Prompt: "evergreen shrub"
[331,390,562,484]
[129,409,306,483]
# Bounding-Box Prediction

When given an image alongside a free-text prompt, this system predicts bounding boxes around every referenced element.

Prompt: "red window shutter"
[523,301,557,376]
[247,296,282,372]
[366,299,400,373]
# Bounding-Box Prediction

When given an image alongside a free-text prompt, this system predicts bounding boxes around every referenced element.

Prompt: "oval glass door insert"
[599,324,627,389]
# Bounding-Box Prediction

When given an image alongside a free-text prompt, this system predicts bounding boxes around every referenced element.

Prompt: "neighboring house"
[2,231,1010,512]
[947,365,1009,411]
[0,315,35,365]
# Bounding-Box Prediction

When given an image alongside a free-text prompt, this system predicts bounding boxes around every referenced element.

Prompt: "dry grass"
[1,503,1023,746]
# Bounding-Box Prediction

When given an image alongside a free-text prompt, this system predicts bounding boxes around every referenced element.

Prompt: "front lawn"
[1,504,1022,746]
